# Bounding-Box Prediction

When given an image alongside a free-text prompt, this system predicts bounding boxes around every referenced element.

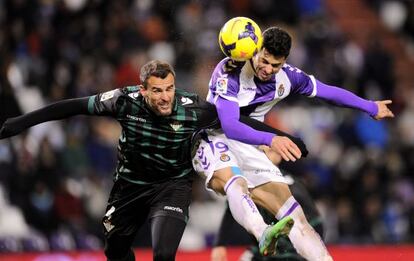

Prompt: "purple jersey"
[207,58,317,121]
[207,58,377,147]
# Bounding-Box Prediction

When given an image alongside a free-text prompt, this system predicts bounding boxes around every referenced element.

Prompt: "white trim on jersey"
[206,90,213,103]
[309,75,317,97]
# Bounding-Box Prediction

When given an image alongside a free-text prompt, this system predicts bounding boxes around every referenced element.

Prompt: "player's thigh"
[250,181,292,216]
[192,131,240,193]
[103,179,150,234]
[259,145,283,165]
[149,178,192,223]
[103,179,149,257]
[226,139,287,187]
[210,166,249,195]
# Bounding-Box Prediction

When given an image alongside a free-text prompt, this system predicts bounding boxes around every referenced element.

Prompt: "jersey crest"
[100,90,115,101]
[277,84,285,97]
[170,121,183,131]
[128,92,140,99]
[181,97,193,106]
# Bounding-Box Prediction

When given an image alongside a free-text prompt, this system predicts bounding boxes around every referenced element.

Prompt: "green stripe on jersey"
[88,95,96,114]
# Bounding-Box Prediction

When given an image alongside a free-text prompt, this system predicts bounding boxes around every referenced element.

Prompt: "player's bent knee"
[223,175,248,195]
[209,176,226,195]
[231,175,248,188]
[210,167,246,195]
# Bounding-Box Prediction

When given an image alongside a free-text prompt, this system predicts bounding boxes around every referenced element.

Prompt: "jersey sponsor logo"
[170,121,182,131]
[164,205,183,213]
[103,206,116,232]
[126,114,146,123]
[220,153,230,162]
[105,206,116,217]
[181,97,193,106]
[103,219,115,232]
[216,77,228,94]
[242,194,259,213]
[128,92,139,99]
[242,86,256,91]
[100,90,115,101]
[254,169,272,174]
[277,84,285,96]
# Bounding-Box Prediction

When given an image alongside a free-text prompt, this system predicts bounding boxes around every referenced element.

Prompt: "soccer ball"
[218,17,263,61]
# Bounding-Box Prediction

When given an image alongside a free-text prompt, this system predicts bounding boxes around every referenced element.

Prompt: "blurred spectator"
[0,0,413,252]
[358,36,395,100]
[0,184,30,239]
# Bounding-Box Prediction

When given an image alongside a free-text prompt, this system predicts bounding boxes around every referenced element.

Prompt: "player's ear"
[139,84,147,95]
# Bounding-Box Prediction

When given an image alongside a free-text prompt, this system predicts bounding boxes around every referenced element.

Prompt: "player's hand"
[373,100,394,120]
[259,145,283,165]
[270,136,302,162]
[211,246,227,261]
[0,118,19,139]
[223,59,245,73]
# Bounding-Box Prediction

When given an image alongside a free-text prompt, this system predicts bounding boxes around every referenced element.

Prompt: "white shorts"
[192,130,287,190]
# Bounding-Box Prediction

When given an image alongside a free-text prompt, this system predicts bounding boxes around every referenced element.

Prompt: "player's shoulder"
[95,87,123,102]
[175,88,199,107]
[118,85,141,100]
[281,63,307,76]
[280,64,314,89]
[210,58,244,90]
[121,85,140,94]
[95,86,141,105]
[175,88,198,99]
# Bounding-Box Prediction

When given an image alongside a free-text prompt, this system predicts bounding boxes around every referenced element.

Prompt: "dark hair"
[262,27,292,58]
[140,60,176,88]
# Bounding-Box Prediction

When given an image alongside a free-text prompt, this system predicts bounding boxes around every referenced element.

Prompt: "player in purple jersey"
[193,27,394,260]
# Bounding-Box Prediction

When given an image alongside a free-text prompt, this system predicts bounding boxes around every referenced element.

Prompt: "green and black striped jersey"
[87,86,219,184]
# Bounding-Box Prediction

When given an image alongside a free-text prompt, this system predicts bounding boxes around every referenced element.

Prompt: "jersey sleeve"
[87,89,124,117]
[0,97,90,139]
[314,80,378,117]
[194,100,220,129]
[283,64,317,97]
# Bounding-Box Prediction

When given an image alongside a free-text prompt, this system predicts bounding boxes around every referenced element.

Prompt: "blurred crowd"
[0,0,413,253]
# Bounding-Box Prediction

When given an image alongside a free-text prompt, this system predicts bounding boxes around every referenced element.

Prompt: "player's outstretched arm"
[0,97,90,139]
[315,80,395,120]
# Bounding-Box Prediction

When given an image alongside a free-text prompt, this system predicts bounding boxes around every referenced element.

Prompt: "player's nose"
[160,91,170,101]
[265,65,273,74]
